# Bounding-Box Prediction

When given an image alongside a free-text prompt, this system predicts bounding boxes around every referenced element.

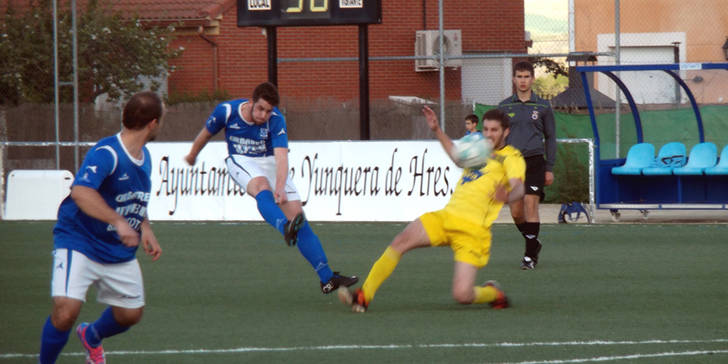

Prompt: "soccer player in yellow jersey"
[338,106,525,312]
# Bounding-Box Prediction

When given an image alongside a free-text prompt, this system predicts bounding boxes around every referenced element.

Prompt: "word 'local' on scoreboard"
[238,0,381,26]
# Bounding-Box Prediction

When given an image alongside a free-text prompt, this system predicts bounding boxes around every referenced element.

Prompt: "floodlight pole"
[71,0,80,172]
[52,0,60,169]
[438,0,445,131]
[358,25,370,140]
[266,26,277,86]
[614,0,621,158]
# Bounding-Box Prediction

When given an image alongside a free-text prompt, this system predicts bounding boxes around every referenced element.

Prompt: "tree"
[0,0,182,105]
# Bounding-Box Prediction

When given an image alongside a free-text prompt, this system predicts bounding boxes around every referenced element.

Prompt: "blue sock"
[40,316,70,364]
[86,307,129,347]
[255,190,287,235]
[296,221,333,283]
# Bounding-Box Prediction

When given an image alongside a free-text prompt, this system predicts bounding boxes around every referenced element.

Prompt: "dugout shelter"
[575,62,728,219]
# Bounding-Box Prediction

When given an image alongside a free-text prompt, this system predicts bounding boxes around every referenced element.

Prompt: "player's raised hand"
[115,220,140,247]
[422,106,439,132]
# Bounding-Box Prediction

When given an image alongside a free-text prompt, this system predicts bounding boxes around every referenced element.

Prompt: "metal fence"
[2,0,728,214]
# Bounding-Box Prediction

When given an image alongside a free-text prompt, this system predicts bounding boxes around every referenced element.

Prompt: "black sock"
[522,222,541,260]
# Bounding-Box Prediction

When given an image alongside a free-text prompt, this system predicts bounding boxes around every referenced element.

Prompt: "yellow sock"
[473,285,498,304]
[361,246,401,303]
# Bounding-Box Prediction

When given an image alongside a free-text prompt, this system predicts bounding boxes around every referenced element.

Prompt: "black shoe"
[283,213,306,246]
[321,272,359,294]
[520,256,535,270]
[521,240,542,269]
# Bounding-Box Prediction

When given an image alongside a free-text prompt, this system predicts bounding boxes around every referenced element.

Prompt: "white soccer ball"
[450,132,493,168]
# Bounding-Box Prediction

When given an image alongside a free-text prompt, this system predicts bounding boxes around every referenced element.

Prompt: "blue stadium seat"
[705,144,728,175]
[641,142,686,175]
[611,143,654,175]
[673,142,717,175]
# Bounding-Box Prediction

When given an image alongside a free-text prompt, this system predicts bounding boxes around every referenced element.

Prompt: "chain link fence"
[2,0,728,205]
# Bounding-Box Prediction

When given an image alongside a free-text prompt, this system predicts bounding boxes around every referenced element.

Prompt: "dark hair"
[252,82,280,107]
[465,114,479,125]
[482,109,510,130]
[122,91,163,130]
[513,61,534,76]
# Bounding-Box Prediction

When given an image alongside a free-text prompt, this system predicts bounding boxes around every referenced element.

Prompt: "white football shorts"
[51,248,145,309]
[225,154,301,201]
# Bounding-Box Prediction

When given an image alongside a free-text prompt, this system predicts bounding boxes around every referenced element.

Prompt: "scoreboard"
[237,0,381,27]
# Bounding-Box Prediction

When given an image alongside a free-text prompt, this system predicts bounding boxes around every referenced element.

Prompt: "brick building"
[122,0,526,103]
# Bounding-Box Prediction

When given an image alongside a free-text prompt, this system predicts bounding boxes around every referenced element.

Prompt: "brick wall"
[168,0,524,102]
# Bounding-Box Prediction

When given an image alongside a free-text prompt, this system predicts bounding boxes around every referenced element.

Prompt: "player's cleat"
[520,256,535,270]
[337,287,368,313]
[321,272,359,294]
[483,280,509,309]
[283,212,306,246]
[76,322,106,364]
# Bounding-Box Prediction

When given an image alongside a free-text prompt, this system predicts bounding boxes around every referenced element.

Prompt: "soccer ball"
[450,132,493,168]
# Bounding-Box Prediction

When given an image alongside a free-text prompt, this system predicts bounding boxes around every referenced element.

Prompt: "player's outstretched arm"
[71,185,139,247]
[141,219,162,261]
[422,106,457,162]
[185,128,214,166]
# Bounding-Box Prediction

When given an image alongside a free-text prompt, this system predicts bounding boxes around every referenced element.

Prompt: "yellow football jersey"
[444,145,525,227]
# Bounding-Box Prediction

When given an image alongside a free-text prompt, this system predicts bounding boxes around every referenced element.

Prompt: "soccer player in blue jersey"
[464,114,479,135]
[184,82,357,294]
[39,92,165,364]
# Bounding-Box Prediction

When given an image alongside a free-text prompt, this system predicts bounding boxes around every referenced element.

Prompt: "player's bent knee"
[51,310,80,330]
[50,298,82,330]
[452,286,474,304]
[113,307,144,327]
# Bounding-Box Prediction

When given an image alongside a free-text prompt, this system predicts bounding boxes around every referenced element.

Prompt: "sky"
[524,0,569,54]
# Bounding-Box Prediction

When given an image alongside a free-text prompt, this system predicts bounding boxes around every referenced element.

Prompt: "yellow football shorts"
[420,209,491,268]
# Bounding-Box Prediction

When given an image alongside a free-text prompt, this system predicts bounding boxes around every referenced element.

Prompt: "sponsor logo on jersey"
[119,173,130,181]
[87,165,98,173]
[228,123,241,129]
[277,129,286,136]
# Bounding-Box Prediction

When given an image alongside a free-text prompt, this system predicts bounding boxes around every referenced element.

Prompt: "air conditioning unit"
[414,30,462,72]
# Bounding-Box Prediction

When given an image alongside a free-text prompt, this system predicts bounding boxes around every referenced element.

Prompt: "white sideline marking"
[3,338,727,359]
[509,350,728,364]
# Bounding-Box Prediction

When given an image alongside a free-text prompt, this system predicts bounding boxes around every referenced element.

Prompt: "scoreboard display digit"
[238,0,381,27]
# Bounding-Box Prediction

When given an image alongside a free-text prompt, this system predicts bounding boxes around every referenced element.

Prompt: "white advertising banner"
[148,141,463,221]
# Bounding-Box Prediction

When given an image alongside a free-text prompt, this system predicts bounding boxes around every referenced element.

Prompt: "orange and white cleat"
[483,280,509,309]
[337,287,369,313]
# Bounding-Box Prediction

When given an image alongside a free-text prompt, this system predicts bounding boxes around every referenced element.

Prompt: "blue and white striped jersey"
[205,98,288,157]
[53,133,152,263]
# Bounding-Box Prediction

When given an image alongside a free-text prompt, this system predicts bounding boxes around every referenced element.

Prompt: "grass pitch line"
[2,338,728,359]
[507,349,728,364]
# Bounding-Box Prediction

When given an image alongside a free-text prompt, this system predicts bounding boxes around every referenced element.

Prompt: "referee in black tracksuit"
[498,61,556,270]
